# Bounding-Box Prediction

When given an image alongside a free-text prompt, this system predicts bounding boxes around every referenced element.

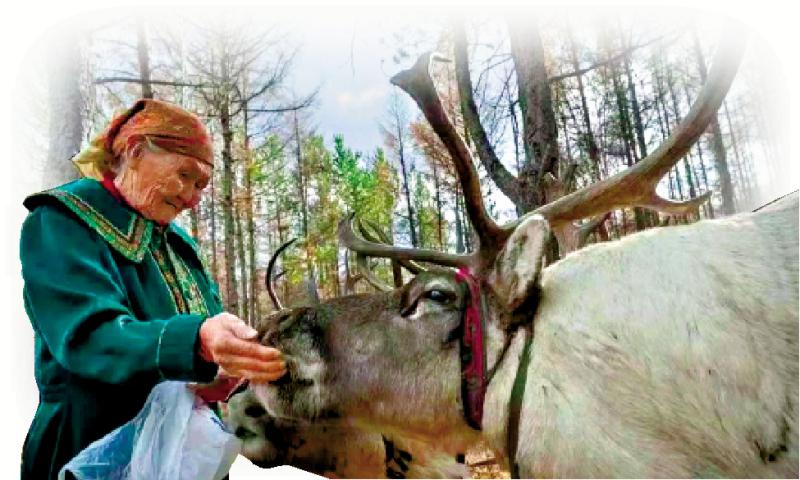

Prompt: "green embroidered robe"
[19,178,223,479]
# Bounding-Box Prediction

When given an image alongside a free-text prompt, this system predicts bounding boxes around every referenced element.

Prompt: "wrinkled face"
[251,271,478,440]
[115,143,211,224]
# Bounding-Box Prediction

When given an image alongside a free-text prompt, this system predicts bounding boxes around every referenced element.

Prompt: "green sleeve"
[21,205,217,384]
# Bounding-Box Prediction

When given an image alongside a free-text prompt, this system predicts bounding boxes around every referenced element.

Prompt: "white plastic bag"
[59,381,241,480]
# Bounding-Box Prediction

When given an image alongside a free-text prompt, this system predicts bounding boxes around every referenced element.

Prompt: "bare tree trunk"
[209,172,219,284]
[710,116,736,215]
[454,187,465,253]
[189,206,199,242]
[294,113,307,240]
[664,67,699,206]
[652,60,685,202]
[508,20,559,211]
[235,198,249,321]
[567,26,601,182]
[624,49,648,161]
[460,191,474,252]
[45,26,84,188]
[673,165,686,200]
[294,113,316,294]
[454,23,522,209]
[692,31,734,214]
[666,168,676,200]
[454,184,474,253]
[693,139,714,217]
[608,49,645,230]
[622,37,656,227]
[556,85,574,165]
[653,102,679,208]
[220,90,239,312]
[611,66,635,170]
[239,86,260,321]
[136,18,153,99]
[509,100,521,176]
[681,84,714,218]
[740,140,759,206]
[273,198,288,302]
[431,162,445,249]
[682,154,697,199]
[723,100,751,207]
[393,108,418,247]
[687,151,709,217]
[609,211,620,239]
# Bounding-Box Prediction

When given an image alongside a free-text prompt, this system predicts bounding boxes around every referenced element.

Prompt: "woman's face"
[115,145,212,224]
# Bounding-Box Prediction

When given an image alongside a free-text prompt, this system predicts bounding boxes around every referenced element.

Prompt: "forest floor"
[465,443,510,479]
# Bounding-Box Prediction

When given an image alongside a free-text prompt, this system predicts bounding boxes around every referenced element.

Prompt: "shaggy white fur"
[484,193,798,477]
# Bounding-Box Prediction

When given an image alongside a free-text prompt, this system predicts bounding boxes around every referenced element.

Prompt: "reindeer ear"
[487,214,550,312]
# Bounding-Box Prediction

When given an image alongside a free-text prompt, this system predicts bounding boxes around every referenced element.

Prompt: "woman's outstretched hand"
[198,312,286,384]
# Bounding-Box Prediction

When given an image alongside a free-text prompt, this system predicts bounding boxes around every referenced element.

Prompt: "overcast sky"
[286,12,405,153]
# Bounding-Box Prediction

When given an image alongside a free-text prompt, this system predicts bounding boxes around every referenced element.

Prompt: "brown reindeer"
[247,28,798,478]
[226,240,470,478]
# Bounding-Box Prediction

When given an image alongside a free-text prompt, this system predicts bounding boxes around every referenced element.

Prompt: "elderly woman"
[20,98,285,479]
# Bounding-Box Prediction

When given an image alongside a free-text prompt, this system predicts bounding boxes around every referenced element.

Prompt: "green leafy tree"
[332,136,397,223]
[412,172,443,248]
[332,135,398,287]
[304,134,343,297]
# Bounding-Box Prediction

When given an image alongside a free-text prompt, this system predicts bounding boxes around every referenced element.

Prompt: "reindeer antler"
[525,28,743,230]
[342,26,746,272]
[354,254,393,292]
[357,218,426,275]
[339,213,472,268]
[266,238,297,310]
[391,53,509,256]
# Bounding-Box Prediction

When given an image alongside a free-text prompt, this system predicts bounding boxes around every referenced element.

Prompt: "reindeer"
[225,241,470,478]
[247,29,798,478]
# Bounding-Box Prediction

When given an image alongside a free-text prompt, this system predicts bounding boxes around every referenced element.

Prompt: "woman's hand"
[199,312,286,384]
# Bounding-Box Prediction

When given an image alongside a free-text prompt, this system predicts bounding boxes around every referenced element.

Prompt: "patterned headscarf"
[72,98,214,180]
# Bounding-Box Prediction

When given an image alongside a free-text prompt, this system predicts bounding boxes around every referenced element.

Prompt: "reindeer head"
[253,270,480,444]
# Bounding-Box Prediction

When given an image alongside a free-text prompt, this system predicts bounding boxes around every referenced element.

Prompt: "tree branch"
[453,22,521,206]
[93,76,212,88]
[247,91,318,114]
[548,31,683,83]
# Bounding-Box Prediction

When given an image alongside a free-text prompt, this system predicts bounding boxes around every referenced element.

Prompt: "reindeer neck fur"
[484,201,798,478]
[480,287,538,472]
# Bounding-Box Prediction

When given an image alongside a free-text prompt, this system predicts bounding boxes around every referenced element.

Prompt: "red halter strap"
[455,266,487,430]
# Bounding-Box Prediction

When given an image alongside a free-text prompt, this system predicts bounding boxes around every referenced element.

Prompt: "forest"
[33,9,787,328]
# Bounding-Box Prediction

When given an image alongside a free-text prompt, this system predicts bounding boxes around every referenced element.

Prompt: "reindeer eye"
[424,289,453,304]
